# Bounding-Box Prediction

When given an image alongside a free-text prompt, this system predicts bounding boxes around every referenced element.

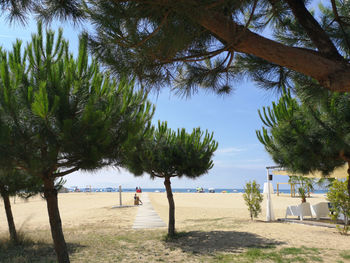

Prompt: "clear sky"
[0,16,291,189]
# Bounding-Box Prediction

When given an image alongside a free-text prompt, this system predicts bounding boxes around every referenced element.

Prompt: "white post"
[266,168,275,221]
[119,185,122,206]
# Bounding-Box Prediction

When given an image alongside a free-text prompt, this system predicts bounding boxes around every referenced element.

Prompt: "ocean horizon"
[66,187,329,194]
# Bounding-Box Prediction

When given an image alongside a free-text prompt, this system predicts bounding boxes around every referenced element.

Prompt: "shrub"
[243,180,263,220]
[327,179,350,235]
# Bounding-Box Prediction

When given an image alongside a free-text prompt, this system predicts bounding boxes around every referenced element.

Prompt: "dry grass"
[0,217,348,263]
[0,193,349,262]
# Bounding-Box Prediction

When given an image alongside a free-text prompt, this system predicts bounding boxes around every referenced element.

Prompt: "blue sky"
[0,17,291,189]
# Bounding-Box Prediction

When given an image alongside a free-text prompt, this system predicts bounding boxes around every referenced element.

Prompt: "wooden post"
[277,183,279,196]
[119,185,122,206]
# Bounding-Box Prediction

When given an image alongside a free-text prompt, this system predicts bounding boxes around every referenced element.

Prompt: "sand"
[0,192,136,232]
[149,192,349,251]
[0,191,348,255]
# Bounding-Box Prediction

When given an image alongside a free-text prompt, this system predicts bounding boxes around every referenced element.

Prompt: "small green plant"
[289,176,314,203]
[243,180,263,220]
[327,179,350,235]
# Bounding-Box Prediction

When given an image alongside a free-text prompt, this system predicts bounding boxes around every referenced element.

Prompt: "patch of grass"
[0,233,56,263]
[214,246,323,263]
[340,250,350,260]
[280,246,319,255]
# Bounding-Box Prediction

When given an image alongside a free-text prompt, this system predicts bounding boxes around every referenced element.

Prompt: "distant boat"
[233,189,238,192]
[154,190,160,193]
[208,188,215,193]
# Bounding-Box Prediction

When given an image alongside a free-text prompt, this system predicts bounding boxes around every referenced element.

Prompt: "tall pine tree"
[0,23,154,262]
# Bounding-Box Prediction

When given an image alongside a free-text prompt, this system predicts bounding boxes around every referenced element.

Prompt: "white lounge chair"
[285,202,313,221]
[311,202,330,220]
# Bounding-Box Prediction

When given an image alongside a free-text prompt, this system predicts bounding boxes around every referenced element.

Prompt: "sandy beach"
[0,191,349,262]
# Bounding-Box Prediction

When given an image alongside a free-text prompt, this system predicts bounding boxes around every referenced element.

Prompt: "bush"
[327,179,350,234]
[243,180,263,220]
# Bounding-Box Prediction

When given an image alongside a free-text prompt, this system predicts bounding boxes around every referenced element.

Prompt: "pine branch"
[330,0,350,52]
[245,0,258,28]
[53,167,79,178]
[284,0,342,59]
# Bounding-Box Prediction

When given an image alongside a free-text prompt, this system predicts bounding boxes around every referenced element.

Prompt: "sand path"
[132,193,166,229]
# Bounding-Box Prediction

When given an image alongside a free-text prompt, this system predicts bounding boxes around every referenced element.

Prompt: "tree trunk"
[197,11,350,92]
[0,188,18,244]
[43,177,70,263]
[347,162,350,200]
[164,176,175,237]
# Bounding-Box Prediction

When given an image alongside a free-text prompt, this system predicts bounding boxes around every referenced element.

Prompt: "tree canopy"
[0,23,154,262]
[257,89,350,196]
[126,121,218,236]
[2,0,350,93]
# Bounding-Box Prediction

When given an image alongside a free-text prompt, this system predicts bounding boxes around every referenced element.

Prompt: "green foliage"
[257,89,350,179]
[288,176,314,203]
[0,22,154,261]
[3,1,350,94]
[327,179,350,234]
[0,169,42,198]
[0,21,154,178]
[126,121,218,179]
[243,180,263,220]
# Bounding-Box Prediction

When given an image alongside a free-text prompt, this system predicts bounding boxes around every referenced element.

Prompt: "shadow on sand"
[0,237,84,263]
[165,230,284,254]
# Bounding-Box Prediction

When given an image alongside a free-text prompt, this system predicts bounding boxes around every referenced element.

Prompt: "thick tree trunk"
[164,176,175,237]
[1,189,18,243]
[43,177,70,263]
[197,11,350,92]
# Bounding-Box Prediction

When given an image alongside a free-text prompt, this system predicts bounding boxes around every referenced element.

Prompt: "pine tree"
[0,22,154,263]
[2,1,350,93]
[125,121,218,237]
[257,89,350,198]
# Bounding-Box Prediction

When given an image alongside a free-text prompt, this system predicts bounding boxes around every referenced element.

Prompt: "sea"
[67,187,329,194]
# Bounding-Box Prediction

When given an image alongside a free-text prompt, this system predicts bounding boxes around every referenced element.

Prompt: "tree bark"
[0,188,18,244]
[164,176,175,237]
[43,177,70,263]
[347,162,350,199]
[197,11,350,92]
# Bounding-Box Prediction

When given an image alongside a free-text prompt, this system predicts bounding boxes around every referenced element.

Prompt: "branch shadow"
[0,237,85,263]
[165,230,284,254]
